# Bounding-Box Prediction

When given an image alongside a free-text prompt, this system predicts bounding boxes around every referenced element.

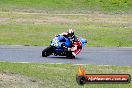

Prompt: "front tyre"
[42,46,53,57]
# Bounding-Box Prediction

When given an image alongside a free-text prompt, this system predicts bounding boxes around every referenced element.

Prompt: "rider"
[59,29,77,43]
[58,29,80,53]
[67,29,78,44]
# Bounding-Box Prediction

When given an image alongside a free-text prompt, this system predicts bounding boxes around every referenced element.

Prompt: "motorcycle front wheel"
[42,46,53,57]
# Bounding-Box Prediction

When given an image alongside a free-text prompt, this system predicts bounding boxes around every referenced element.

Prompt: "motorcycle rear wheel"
[66,52,75,59]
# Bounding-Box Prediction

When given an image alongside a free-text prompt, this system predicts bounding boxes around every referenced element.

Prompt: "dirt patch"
[0,73,43,88]
[46,17,79,24]
[91,14,132,25]
[15,16,79,24]
[0,18,8,24]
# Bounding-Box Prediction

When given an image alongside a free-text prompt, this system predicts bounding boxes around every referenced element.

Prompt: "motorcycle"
[42,35,87,58]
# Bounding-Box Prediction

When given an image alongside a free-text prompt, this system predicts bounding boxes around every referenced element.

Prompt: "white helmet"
[68,29,74,38]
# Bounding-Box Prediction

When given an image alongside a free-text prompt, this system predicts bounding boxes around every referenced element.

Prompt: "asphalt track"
[0,45,132,66]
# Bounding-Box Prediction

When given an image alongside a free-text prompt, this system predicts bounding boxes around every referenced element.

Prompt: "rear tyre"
[42,46,53,57]
[66,52,75,59]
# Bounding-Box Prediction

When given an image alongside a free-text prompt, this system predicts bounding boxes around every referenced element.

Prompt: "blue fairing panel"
[51,35,71,52]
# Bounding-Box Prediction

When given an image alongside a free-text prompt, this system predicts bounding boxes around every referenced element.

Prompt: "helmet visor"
[68,32,74,38]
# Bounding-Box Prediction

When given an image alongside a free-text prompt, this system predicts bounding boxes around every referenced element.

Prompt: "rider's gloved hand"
[68,48,71,51]
[61,43,65,48]
[61,43,67,49]
[61,43,71,51]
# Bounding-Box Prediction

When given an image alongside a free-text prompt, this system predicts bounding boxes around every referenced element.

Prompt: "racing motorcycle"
[42,35,87,58]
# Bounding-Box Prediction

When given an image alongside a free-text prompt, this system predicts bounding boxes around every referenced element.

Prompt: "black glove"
[61,43,70,51]
[61,43,65,48]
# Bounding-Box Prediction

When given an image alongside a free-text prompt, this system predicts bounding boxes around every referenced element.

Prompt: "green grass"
[0,12,132,46]
[0,0,131,46]
[0,0,131,13]
[0,62,132,88]
[0,24,132,46]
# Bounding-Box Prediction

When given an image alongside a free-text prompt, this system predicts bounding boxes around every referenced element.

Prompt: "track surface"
[0,45,132,66]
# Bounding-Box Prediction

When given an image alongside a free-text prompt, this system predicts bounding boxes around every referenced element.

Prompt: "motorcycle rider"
[59,29,77,43]
[58,29,81,56]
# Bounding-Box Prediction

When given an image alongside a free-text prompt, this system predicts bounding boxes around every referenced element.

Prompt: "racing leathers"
[57,32,81,56]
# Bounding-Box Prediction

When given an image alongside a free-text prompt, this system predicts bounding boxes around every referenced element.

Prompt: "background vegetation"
[0,0,131,13]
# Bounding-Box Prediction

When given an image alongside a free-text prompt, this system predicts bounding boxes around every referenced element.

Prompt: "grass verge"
[0,62,132,88]
[0,12,132,46]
